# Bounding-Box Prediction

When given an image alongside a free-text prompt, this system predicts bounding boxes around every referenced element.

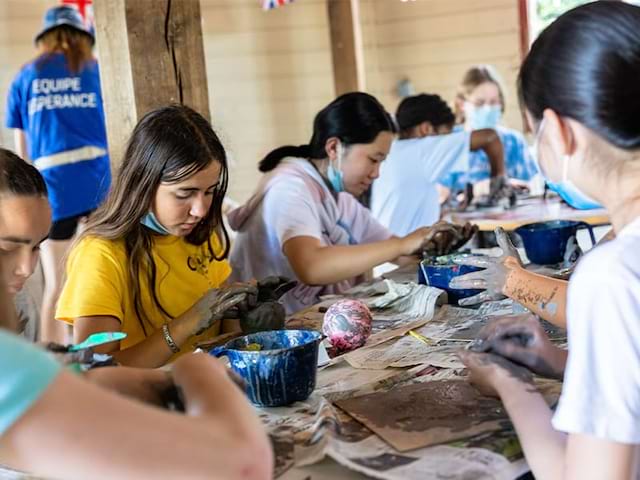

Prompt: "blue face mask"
[327,142,345,192]
[466,103,502,130]
[533,120,602,210]
[140,211,171,235]
[546,179,602,210]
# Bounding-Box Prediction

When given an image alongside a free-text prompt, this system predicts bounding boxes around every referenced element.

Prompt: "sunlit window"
[528,0,640,42]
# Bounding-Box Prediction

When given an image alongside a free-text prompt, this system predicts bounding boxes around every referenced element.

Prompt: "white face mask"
[532,119,602,210]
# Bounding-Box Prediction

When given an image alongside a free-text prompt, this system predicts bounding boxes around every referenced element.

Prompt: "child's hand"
[458,349,535,397]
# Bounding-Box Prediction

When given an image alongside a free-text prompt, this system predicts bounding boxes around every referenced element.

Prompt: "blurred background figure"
[439,65,538,200]
[5,5,111,343]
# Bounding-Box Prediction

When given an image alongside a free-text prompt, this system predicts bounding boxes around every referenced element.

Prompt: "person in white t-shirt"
[228,93,476,313]
[459,3,640,478]
[371,93,508,236]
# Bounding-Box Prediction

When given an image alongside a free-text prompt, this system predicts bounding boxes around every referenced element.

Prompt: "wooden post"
[93,0,210,168]
[327,0,366,95]
[518,0,530,61]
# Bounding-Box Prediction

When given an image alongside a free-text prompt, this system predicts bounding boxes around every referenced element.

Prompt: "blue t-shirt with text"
[5,53,111,221]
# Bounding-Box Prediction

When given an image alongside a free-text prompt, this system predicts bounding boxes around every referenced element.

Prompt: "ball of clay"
[322,299,372,353]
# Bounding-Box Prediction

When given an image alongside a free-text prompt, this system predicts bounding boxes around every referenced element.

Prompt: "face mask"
[327,142,345,192]
[140,211,171,235]
[533,119,602,210]
[465,103,502,130]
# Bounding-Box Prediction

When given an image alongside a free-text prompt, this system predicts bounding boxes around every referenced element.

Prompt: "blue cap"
[35,5,94,45]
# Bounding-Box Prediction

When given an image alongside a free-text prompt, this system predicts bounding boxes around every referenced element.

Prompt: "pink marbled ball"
[322,299,372,353]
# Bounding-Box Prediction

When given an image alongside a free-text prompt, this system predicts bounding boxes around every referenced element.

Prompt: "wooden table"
[447,197,609,232]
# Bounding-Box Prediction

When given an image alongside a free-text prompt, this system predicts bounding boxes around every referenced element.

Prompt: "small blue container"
[210,330,322,407]
[419,254,484,304]
[515,220,596,265]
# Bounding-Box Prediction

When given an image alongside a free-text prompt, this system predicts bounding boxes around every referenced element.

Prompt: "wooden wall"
[360,0,524,130]
[201,0,335,202]
[0,0,525,203]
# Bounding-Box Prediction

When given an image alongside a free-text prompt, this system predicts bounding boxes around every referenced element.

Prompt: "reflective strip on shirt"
[33,146,107,171]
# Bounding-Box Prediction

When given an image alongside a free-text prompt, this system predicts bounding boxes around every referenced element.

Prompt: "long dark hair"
[259,92,396,172]
[36,25,93,75]
[0,148,48,197]
[518,1,640,150]
[79,105,230,334]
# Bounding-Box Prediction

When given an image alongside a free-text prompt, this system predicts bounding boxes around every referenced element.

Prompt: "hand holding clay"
[45,342,97,366]
[400,226,449,257]
[488,175,517,207]
[450,227,521,306]
[222,276,294,333]
[403,221,478,257]
[444,222,479,253]
[239,301,286,334]
[191,283,259,335]
[256,276,297,302]
[467,314,566,380]
[458,349,534,397]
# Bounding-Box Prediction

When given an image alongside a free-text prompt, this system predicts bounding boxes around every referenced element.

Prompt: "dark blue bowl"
[210,330,322,407]
[419,254,484,304]
[515,220,595,265]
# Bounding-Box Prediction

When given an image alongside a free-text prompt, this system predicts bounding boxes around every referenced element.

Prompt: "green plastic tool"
[69,332,127,352]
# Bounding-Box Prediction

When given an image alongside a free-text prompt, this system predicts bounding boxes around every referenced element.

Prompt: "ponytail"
[258,92,395,173]
[259,145,312,172]
[36,26,93,75]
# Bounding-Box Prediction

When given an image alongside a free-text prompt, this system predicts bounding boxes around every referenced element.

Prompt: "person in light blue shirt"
[0,330,61,436]
[440,65,538,193]
[371,93,507,236]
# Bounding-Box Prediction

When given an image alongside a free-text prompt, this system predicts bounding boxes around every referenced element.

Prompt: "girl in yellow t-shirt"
[56,105,257,368]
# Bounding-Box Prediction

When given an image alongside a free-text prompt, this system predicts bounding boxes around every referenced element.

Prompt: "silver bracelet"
[162,324,180,354]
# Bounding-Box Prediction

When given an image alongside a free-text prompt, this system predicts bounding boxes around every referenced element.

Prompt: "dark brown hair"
[36,25,93,74]
[0,148,47,197]
[78,105,230,334]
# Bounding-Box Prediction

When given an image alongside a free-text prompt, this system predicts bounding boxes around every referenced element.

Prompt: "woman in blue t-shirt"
[440,65,538,195]
[5,6,111,344]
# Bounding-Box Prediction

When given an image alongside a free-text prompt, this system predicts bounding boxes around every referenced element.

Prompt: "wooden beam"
[518,0,531,133]
[327,0,366,95]
[518,0,530,60]
[93,0,210,168]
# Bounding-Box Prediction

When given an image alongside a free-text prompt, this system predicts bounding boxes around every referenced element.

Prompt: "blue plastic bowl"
[419,254,484,304]
[515,220,595,265]
[210,330,322,407]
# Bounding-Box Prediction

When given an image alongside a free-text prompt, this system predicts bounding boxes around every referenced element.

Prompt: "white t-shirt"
[553,216,640,444]
[228,158,392,314]
[371,131,471,236]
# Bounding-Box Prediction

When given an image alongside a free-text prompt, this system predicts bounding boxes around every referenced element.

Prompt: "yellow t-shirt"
[56,233,232,357]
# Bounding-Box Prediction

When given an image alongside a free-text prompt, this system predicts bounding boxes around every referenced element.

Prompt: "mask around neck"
[327,141,345,192]
[140,211,171,235]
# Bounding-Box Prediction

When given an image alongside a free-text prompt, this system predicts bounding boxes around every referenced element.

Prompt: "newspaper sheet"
[262,372,561,479]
